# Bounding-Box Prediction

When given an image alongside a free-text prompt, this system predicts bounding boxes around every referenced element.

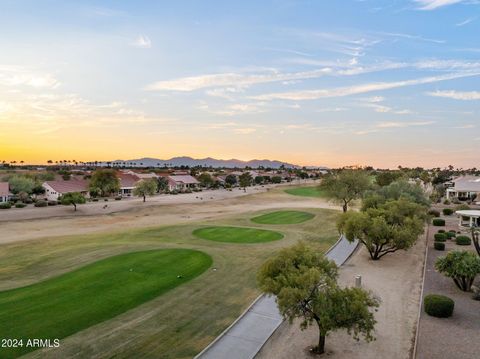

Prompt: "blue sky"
[0,0,479,167]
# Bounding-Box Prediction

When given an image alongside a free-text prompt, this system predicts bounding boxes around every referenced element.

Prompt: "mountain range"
[104,156,327,169]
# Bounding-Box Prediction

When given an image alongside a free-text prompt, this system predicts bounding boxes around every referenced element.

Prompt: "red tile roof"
[0,182,10,196]
[168,175,199,185]
[44,179,89,194]
[118,173,141,188]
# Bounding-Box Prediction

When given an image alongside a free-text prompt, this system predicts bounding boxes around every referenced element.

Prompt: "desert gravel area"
[415,218,480,359]
[256,232,427,359]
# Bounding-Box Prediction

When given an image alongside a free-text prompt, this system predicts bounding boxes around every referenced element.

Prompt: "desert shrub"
[25,198,33,204]
[34,200,48,207]
[434,233,447,241]
[0,202,12,209]
[48,200,57,206]
[456,204,470,211]
[446,232,456,239]
[115,196,122,200]
[442,208,453,216]
[432,218,445,226]
[434,242,445,251]
[443,199,451,205]
[424,294,454,318]
[438,229,445,233]
[428,209,440,217]
[92,198,99,202]
[456,236,472,245]
[104,198,109,201]
[15,203,27,208]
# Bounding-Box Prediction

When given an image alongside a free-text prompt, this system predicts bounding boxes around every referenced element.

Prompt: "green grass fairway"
[0,249,212,358]
[251,210,315,224]
[193,226,283,243]
[285,186,326,198]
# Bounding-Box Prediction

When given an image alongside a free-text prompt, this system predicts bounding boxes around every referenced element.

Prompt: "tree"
[375,171,403,187]
[435,251,480,291]
[472,227,480,257]
[319,170,371,212]
[271,176,282,184]
[60,192,86,211]
[362,180,430,210]
[157,176,169,193]
[8,175,36,194]
[338,198,426,260]
[225,174,237,186]
[133,179,158,202]
[198,173,214,188]
[239,172,253,189]
[254,176,264,185]
[89,169,120,197]
[257,243,379,354]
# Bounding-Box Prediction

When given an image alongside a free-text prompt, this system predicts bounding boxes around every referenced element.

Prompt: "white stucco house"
[0,182,12,202]
[42,179,90,201]
[456,210,480,228]
[446,176,480,203]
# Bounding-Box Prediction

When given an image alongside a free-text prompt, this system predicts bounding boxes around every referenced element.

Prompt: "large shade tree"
[338,198,426,260]
[89,169,120,197]
[319,170,371,212]
[60,192,86,211]
[257,243,379,354]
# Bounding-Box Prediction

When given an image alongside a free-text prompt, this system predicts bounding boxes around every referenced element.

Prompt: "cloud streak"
[427,90,480,100]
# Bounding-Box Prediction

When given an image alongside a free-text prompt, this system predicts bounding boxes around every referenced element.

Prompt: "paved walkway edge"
[195,235,359,359]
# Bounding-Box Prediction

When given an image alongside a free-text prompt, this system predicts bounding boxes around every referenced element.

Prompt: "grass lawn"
[284,186,326,198]
[0,207,339,359]
[251,210,315,224]
[193,226,283,243]
[0,249,212,358]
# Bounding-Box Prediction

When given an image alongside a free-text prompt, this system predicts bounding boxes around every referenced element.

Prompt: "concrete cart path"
[195,236,359,359]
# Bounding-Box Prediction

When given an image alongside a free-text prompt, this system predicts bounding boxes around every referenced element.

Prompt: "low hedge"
[115,197,122,201]
[432,218,446,226]
[0,202,12,209]
[446,232,456,239]
[428,209,440,217]
[48,200,58,206]
[424,294,454,318]
[34,200,48,207]
[434,242,445,251]
[438,229,445,233]
[15,203,27,208]
[434,233,447,241]
[456,236,472,245]
[442,208,454,216]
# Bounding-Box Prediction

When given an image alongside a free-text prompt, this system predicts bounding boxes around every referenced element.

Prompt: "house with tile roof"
[117,173,142,197]
[167,175,199,191]
[43,179,89,201]
[0,182,12,203]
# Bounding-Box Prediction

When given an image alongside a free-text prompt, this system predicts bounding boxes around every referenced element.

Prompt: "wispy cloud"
[253,72,480,101]
[0,65,60,89]
[132,35,152,48]
[356,120,435,135]
[456,17,476,26]
[427,90,480,100]
[413,0,465,10]
[233,128,257,134]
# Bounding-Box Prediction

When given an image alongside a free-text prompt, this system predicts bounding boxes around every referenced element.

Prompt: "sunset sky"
[0,0,479,168]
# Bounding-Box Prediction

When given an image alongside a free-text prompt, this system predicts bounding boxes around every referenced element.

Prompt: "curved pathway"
[195,236,359,359]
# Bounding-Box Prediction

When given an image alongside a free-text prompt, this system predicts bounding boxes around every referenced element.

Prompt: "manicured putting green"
[193,226,283,243]
[251,210,315,224]
[0,249,212,358]
[285,186,326,197]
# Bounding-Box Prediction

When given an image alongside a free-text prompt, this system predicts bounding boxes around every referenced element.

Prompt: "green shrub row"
[442,208,454,216]
[434,233,447,242]
[456,236,472,245]
[434,242,445,251]
[432,218,445,226]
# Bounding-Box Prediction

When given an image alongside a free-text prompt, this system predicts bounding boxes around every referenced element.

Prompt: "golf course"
[0,185,340,358]
[284,186,326,198]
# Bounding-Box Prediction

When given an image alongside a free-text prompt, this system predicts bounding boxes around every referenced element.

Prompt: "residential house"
[0,182,12,203]
[446,176,480,203]
[42,179,89,201]
[167,175,199,191]
[118,173,141,197]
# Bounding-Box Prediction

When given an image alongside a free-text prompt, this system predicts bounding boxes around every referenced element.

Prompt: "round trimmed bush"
[434,233,447,242]
[428,209,440,217]
[34,200,48,208]
[438,229,445,233]
[48,200,58,206]
[15,203,27,208]
[0,202,12,209]
[434,242,445,251]
[432,218,445,226]
[446,231,456,239]
[424,294,454,318]
[456,236,472,245]
[442,208,454,216]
